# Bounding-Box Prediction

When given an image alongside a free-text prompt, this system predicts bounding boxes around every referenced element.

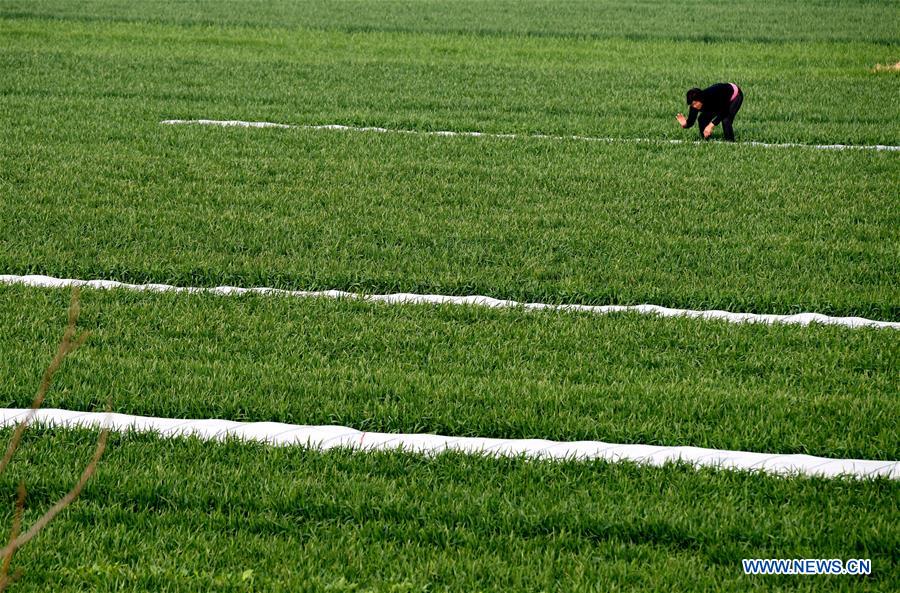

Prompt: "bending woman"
[676,83,743,141]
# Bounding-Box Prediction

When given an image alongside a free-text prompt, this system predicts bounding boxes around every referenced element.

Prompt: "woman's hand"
[676,113,687,127]
[703,122,715,138]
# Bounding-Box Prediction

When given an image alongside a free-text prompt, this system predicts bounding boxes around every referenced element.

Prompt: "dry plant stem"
[0,483,26,592]
[0,430,108,560]
[872,61,900,72]
[0,286,106,585]
[0,288,89,476]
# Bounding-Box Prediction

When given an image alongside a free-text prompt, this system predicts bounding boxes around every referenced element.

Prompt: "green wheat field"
[0,1,898,591]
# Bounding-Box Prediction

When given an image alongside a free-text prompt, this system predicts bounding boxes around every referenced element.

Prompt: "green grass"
[2,124,897,318]
[1,13,897,318]
[2,0,898,44]
[3,2,899,314]
[0,1,898,589]
[2,16,898,142]
[2,285,897,460]
[0,429,896,592]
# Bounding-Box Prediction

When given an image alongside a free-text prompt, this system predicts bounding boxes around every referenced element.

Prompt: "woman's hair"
[686,88,703,105]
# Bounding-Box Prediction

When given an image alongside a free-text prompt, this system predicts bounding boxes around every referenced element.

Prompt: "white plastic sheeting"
[159,119,900,151]
[2,274,898,330]
[0,408,896,479]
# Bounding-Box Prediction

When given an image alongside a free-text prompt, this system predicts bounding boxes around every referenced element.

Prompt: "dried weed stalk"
[872,61,900,73]
[0,288,108,591]
[0,484,25,590]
